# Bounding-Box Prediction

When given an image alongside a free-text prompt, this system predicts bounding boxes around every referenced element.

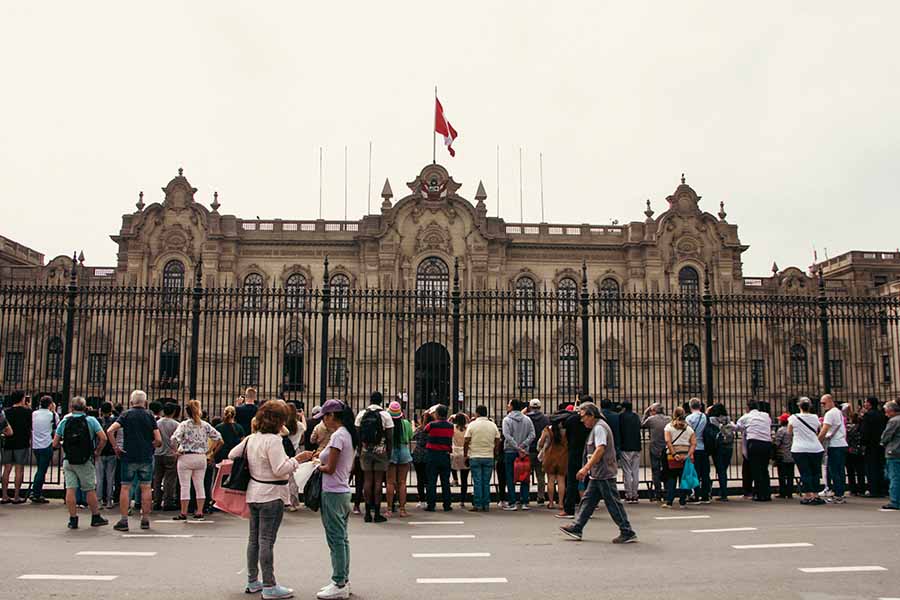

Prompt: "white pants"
[177,454,207,501]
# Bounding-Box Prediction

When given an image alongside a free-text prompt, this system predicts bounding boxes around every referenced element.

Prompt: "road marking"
[18,575,118,581]
[654,515,710,520]
[692,527,758,533]
[408,521,465,525]
[880,509,899,512]
[411,535,476,539]
[417,578,507,584]
[76,551,158,557]
[731,543,813,550]
[152,520,214,524]
[122,534,194,538]
[412,553,491,558]
[798,566,887,573]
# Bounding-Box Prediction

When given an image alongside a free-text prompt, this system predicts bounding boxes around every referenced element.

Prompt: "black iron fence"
[2,259,900,422]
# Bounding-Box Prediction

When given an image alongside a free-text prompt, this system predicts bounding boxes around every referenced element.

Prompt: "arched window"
[682,343,701,392]
[790,344,808,385]
[557,277,578,313]
[559,343,579,392]
[598,277,620,315]
[679,267,700,296]
[416,257,449,309]
[515,276,536,313]
[283,340,304,391]
[243,273,264,309]
[159,339,180,389]
[46,336,63,379]
[330,273,350,310]
[285,273,307,310]
[162,260,185,307]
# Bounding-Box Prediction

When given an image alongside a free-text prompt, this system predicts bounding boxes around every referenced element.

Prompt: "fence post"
[702,266,715,406]
[818,270,832,394]
[451,257,461,413]
[319,257,331,405]
[60,252,79,411]
[580,259,590,396]
[188,259,203,400]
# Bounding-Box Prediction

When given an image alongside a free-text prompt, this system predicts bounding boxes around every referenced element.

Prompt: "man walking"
[423,404,454,512]
[819,394,848,504]
[641,403,668,502]
[619,402,641,503]
[560,402,637,543]
[861,397,888,497]
[107,390,161,531]
[1,391,31,505]
[686,398,711,503]
[29,395,58,503]
[526,399,550,505]
[355,391,393,522]
[52,396,109,529]
[152,402,179,511]
[558,396,590,518]
[502,399,535,511]
[880,401,900,510]
[464,405,501,512]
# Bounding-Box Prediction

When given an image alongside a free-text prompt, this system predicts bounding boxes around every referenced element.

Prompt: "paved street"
[1,496,897,600]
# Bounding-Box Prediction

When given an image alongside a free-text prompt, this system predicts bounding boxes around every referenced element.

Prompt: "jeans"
[747,440,772,500]
[648,452,665,500]
[572,478,635,536]
[713,445,732,499]
[776,461,795,497]
[665,466,687,506]
[563,451,582,514]
[792,451,823,494]
[321,492,351,586]
[619,451,640,500]
[529,452,546,502]
[865,449,886,496]
[95,455,117,503]
[425,450,452,510]
[504,451,530,505]
[887,457,900,508]
[469,458,494,509]
[692,449,711,501]
[413,461,427,501]
[31,447,53,498]
[247,499,285,587]
[827,446,847,497]
[152,454,177,506]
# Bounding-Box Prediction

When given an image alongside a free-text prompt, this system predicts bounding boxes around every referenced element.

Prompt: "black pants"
[563,450,582,515]
[865,449,886,496]
[425,450,452,510]
[456,469,469,504]
[413,461,427,501]
[776,461,795,497]
[741,456,753,496]
[495,454,506,501]
[846,452,866,495]
[693,449,711,501]
[747,440,772,500]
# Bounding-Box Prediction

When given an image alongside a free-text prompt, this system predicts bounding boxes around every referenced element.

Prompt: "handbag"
[212,460,251,519]
[303,468,323,512]
[680,456,700,490]
[666,428,688,469]
[514,454,531,483]
[222,435,289,491]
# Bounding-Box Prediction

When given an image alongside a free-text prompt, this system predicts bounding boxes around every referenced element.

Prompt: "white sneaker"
[520,504,531,511]
[317,582,350,599]
[503,504,519,511]
[320,582,351,593]
[499,501,509,509]
[416,502,426,509]
[818,488,834,498]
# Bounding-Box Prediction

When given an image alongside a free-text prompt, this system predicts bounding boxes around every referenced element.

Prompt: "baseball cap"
[529,399,542,409]
[320,399,345,415]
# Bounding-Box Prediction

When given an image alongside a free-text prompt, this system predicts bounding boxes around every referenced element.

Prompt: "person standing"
[685,398,711,503]
[95,402,118,509]
[29,395,58,503]
[106,390,161,531]
[707,403,735,501]
[773,413,795,498]
[735,401,773,501]
[502,399,536,511]
[52,396,109,529]
[559,402,637,543]
[558,398,589,518]
[423,404,454,512]
[539,417,568,510]
[879,401,900,510]
[385,401,413,517]
[450,412,470,508]
[170,400,222,521]
[662,407,697,508]
[1,391,31,505]
[354,391,393,523]
[410,411,432,508]
[819,394,848,504]
[861,397,888,497]
[845,406,866,496]
[526,399,550,505]
[618,402,641,504]
[788,397,825,505]
[641,403,669,502]
[152,402,180,511]
[235,387,258,437]
[214,405,246,463]
[464,405,500,512]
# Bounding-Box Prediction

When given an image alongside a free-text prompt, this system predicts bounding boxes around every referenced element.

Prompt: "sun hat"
[388,401,403,418]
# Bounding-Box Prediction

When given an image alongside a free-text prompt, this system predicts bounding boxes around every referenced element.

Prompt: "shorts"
[360,450,390,472]
[390,446,413,465]
[64,460,97,491]
[121,461,153,485]
[1,447,30,465]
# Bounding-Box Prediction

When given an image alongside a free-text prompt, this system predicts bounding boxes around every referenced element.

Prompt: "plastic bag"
[294,460,318,493]
[303,468,323,512]
[680,456,699,490]
[514,455,531,483]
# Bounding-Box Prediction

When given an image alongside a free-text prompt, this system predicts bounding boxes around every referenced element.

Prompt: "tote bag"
[212,460,251,519]
[680,456,700,490]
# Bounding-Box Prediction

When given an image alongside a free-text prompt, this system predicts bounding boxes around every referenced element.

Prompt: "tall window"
[682,343,701,392]
[829,359,843,389]
[285,273,307,310]
[559,343,579,391]
[241,356,260,387]
[599,277,620,314]
[159,339,180,389]
[416,257,449,309]
[3,352,24,384]
[162,260,185,307]
[557,277,578,313]
[515,276,536,313]
[679,266,700,296]
[517,359,535,391]
[750,359,766,392]
[329,357,348,388]
[243,273,264,309]
[88,353,107,386]
[46,337,63,379]
[882,354,892,384]
[283,341,304,391]
[603,359,620,389]
[789,344,808,385]
[330,274,350,311]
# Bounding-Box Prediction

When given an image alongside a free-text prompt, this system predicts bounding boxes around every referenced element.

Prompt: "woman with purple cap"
[385,401,413,517]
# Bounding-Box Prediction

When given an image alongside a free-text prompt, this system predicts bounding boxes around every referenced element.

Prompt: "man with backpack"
[686,398,711,503]
[52,396,109,529]
[354,391,393,522]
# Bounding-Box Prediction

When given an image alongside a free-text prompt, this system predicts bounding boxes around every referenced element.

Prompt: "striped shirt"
[424,420,454,453]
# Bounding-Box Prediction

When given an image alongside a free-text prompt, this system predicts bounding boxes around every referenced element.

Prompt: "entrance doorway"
[414,342,450,410]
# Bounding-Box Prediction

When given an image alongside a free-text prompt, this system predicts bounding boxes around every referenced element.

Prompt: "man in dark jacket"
[526,399,551,504]
[861,397,888,496]
[600,399,622,459]
[557,396,590,518]
[619,402,642,503]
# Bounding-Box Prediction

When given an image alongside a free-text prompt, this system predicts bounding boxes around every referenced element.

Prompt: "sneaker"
[416,502,426,509]
[714,497,729,502]
[520,504,531,511]
[382,510,392,518]
[245,580,263,594]
[364,513,373,523]
[173,514,188,521]
[809,497,826,505]
[262,584,295,599]
[91,514,109,527]
[830,496,846,505]
[499,501,509,509]
[559,526,582,541]
[554,512,574,519]
[67,516,78,529]
[612,532,638,544]
[881,504,900,510]
[468,506,482,512]
[661,503,673,509]
[140,519,150,530]
[352,506,361,515]
[113,518,129,531]
[503,504,519,511]
[285,505,298,513]
[699,499,711,505]
[30,496,50,504]
[319,582,351,593]
[818,488,834,498]
[316,582,350,599]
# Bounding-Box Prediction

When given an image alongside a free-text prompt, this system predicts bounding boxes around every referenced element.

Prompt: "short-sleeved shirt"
[235,403,258,434]
[585,420,619,481]
[155,417,179,457]
[215,422,246,463]
[464,417,500,459]
[171,419,222,454]
[32,408,58,450]
[321,426,355,493]
[354,406,395,430]
[823,407,848,448]
[115,408,158,463]
[788,414,823,453]
[665,423,695,450]
[686,412,708,451]
[424,420,454,453]
[642,413,669,455]
[3,405,32,449]
[55,412,103,443]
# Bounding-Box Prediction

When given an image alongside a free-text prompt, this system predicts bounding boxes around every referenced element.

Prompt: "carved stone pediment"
[415,222,453,255]
[162,169,198,212]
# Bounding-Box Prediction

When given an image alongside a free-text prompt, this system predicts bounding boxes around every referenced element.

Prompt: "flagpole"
[519,147,524,223]
[496,145,500,217]
[318,146,323,220]
[433,86,437,165]
[540,152,545,222]
[367,141,372,215]
[344,145,348,222]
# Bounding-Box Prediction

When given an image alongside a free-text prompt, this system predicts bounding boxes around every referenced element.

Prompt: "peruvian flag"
[434,96,458,157]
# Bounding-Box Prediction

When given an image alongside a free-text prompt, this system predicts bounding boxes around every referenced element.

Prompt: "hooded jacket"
[502,411,536,453]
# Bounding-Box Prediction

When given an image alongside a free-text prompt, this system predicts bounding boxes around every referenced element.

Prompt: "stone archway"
[414,342,450,410]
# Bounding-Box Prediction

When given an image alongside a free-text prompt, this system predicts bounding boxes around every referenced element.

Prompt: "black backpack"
[63,416,94,465]
[359,409,385,449]
[703,417,720,452]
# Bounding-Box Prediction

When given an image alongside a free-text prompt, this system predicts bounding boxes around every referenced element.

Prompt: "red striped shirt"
[424,420,454,452]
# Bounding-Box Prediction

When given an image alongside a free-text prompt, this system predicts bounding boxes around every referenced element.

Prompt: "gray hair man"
[880,401,900,510]
[642,402,669,501]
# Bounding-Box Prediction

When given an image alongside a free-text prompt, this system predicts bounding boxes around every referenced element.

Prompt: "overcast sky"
[2,2,898,276]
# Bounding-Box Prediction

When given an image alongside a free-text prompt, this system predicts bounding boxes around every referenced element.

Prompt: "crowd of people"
[2,387,900,599]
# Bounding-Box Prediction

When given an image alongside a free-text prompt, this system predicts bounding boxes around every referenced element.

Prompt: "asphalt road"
[1,496,897,600]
